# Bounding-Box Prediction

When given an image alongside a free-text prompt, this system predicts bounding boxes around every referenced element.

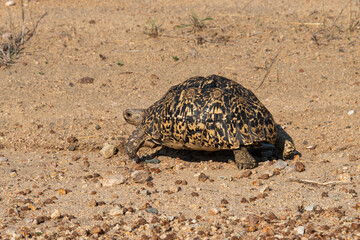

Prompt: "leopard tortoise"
[124,75,295,169]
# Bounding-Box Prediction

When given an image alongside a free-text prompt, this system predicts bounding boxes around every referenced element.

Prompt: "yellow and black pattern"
[142,75,277,151]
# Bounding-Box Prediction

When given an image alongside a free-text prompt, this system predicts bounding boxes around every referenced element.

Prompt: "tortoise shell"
[141,75,277,151]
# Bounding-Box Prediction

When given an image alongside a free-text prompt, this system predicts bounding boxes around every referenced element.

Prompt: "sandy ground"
[0,0,359,239]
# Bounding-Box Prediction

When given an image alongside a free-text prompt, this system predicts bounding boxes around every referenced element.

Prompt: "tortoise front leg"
[126,126,148,162]
[233,147,257,169]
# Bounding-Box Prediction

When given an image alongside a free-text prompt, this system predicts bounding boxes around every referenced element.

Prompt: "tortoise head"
[123,109,145,126]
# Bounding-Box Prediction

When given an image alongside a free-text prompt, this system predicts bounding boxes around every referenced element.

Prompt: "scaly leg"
[126,126,148,162]
[233,147,257,169]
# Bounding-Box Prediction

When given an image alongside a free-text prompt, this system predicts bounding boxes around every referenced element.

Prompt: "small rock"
[306,145,317,150]
[100,175,126,187]
[285,165,296,172]
[258,174,270,180]
[241,198,248,203]
[259,185,270,194]
[347,110,355,115]
[109,206,124,216]
[51,209,61,219]
[5,0,15,7]
[191,192,199,197]
[67,136,78,143]
[79,77,94,84]
[140,189,151,195]
[36,216,49,224]
[208,208,220,215]
[131,170,150,183]
[349,155,358,161]
[351,223,359,230]
[295,162,305,172]
[90,225,103,234]
[58,188,68,195]
[272,169,281,175]
[238,170,252,178]
[145,158,160,164]
[151,74,159,80]
[68,145,76,151]
[273,160,287,169]
[170,186,181,192]
[294,226,305,235]
[305,204,315,212]
[146,207,158,214]
[339,173,352,183]
[198,173,209,182]
[0,157,8,163]
[100,144,117,158]
[221,199,229,204]
[268,212,278,220]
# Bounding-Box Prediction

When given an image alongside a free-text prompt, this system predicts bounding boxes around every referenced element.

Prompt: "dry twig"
[288,178,350,186]
[256,51,280,90]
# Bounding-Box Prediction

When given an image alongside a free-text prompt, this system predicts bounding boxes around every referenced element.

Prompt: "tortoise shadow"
[140,145,278,166]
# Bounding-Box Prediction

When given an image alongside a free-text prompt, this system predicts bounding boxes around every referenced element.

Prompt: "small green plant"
[116,60,124,66]
[144,18,162,38]
[172,56,179,61]
[177,13,213,32]
[38,71,44,75]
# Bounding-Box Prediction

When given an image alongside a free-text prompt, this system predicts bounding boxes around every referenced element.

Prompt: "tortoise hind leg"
[233,147,257,169]
[126,126,148,163]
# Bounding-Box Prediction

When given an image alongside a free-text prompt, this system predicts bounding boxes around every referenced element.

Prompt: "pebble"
[90,225,103,234]
[109,206,124,216]
[236,170,252,178]
[170,186,181,192]
[208,208,220,215]
[295,162,305,172]
[140,189,150,195]
[305,204,315,212]
[339,173,352,183]
[5,0,15,7]
[273,160,287,169]
[100,175,126,187]
[259,185,270,194]
[294,226,305,235]
[79,77,94,84]
[285,165,296,172]
[145,158,160,164]
[347,110,355,115]
[100,144,117,158]
[131,170,150,183]
[258,174,270,180]
[0,157,8,163]
[36,216,49,224]
[146,207,158,214]
[58,188,68,195]
[50,209,61,219]
[198,173,209,182]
